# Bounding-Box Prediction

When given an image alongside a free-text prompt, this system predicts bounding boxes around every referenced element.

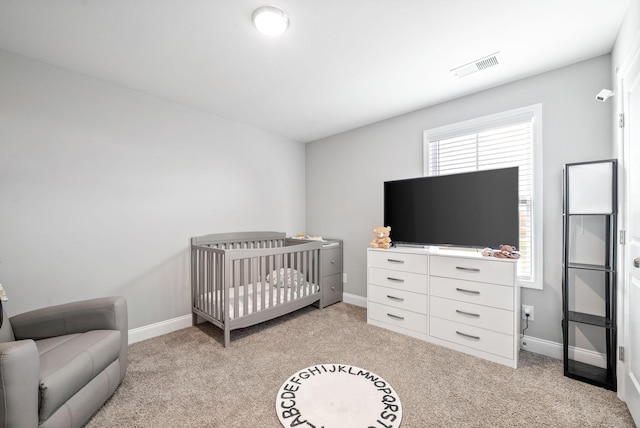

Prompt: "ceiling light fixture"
[252,6,289,36]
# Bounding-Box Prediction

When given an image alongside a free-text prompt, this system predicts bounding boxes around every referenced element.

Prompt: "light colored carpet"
[86,303,634,427]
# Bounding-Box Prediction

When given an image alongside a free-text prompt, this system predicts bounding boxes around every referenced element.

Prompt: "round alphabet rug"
[276,364,402,428]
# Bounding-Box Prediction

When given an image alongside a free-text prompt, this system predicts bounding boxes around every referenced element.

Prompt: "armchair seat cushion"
[36,330,122,421]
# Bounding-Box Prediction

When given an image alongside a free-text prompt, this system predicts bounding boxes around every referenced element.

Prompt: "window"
[423,104,543,289]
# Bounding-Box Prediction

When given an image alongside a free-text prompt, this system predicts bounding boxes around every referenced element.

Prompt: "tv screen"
[384,167,519,249]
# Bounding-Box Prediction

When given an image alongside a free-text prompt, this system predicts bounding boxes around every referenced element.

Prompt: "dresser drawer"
[368,250,427,274]
[430,276,514,310]
[430,296,513,335]
[369,285,428,314]
[368,301,427,335]
[430,255,515,286]
[429,316,513,359]
[322,247,343,276]
[322,273,343,307]
[368,267,427,294]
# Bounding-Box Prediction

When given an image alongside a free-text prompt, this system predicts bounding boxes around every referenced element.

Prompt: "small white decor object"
[0,284,7,302]
[276,364,402,427]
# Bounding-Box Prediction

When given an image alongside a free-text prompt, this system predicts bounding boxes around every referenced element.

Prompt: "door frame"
[617,31,640,422]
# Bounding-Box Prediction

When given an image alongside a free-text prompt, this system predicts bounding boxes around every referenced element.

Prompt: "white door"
[622,43,640,424]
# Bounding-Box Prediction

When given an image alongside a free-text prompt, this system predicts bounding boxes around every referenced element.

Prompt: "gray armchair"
[0,296,128,428]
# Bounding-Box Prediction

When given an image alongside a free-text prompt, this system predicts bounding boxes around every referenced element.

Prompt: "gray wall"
[0,50,307,329]
[306,54,613,344]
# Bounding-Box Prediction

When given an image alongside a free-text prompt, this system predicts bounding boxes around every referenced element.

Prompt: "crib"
[191,231,323,347]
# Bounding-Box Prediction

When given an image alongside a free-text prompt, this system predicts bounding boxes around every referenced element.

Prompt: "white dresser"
[367,247,520,368]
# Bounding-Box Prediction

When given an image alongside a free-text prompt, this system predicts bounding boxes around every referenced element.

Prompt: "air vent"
[451,52,503,78]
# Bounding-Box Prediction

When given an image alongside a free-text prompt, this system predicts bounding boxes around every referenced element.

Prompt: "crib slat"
[213,251,219,320]
[251,257,258,315]
[260,256,266,312]
[217,252,223,320]
[303,250,308,297]
[277,254,283,305]
[307,249,312,296]
[206,250,211,319]
[283,253,289,304]
[297,251,301,295]
[312,249,318,290]
[223,253,231,346]
[212,251,218,319]
[232,260,239,321]
[206,250,211,317]
[214,252,218,319]
[239,260,246,318]
[305,251,309,296]
[267,255,274,307]
[192,248,197,311]
[299,250,304,297]
[200,250,205,313]
[211,253,224,320]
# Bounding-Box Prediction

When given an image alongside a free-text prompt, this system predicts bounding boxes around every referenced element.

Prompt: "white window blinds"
[424,106,541,286]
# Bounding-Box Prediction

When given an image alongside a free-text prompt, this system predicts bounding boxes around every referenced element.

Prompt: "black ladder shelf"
[562,159,617,391]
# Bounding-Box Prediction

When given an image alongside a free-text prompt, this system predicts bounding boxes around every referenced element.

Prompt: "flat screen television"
[384,167,519,249]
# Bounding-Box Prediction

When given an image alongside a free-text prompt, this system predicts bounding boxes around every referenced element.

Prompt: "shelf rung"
[565,213,616,216]
[567,311,614,328]
[565,359,615,390]
[566,263,613,272]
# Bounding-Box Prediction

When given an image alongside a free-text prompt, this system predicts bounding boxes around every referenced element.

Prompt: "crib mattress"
[197,282,319,319]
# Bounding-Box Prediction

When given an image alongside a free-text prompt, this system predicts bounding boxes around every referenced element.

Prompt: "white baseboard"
[127,305,605,370]
[568,345,607,368]
[127,295,369,345]
[343,293,367,307]
[520,335,606,368]
[128,314,192,344]
[520,335,562,359]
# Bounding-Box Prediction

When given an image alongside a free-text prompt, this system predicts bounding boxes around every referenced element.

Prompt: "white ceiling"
[0,0,630,142]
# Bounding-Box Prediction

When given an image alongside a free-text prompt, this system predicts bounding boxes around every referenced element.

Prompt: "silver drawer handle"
[387,313,405,320]
[331,287,336,291]
[456,309,480,318]
[456,266,480,272]
[387,259,405,264]
[455,287,480,295]
[331,260,335,264]
[456,331,480,340]
[387,295,405,302]
[387,277,404,282]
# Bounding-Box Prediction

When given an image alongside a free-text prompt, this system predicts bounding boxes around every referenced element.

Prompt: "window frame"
[423,104,543,290]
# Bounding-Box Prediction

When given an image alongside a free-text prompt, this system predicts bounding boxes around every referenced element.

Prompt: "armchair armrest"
[0,340,40,428]
[11,296,128,382]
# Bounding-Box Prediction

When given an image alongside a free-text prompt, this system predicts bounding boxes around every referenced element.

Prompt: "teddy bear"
[481,247,493,257]
[370,226,392,249]
[494,244,520,259]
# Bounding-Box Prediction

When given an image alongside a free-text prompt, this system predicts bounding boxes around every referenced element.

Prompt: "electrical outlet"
[343,273,347,284]
[522,305,534,321]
